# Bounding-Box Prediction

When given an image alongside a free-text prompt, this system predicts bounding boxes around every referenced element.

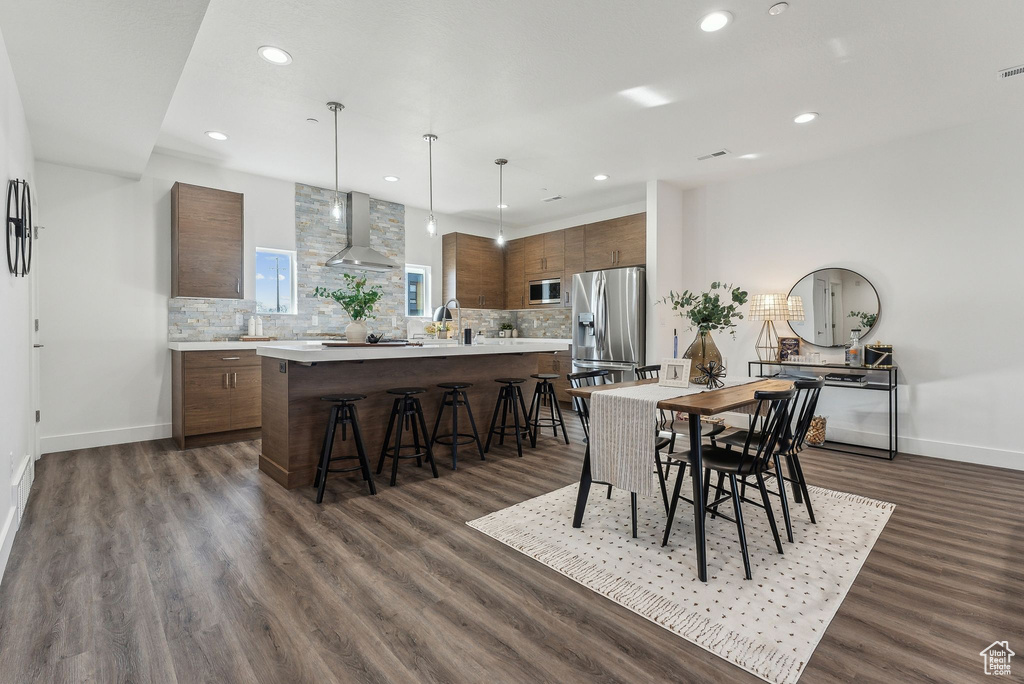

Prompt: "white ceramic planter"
[345,320,368,343]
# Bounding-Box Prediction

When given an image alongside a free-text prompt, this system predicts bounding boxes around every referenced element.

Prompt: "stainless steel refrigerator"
[571,267,645,383]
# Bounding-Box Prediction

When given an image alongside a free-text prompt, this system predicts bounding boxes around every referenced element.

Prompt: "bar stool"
[314,394,376,504]
[429,382,485,470]
[527,374,569,447]
[376,387,439,486]
[484,378,533,458]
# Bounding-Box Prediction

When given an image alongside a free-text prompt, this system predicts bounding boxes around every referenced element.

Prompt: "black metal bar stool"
[526,374,569,447]
[429,382,485,470]
[376,387,439,486]
[314,394,376,504]
[484,378,533,458]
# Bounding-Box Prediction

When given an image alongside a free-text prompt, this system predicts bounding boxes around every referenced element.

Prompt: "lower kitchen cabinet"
[172,349,261,448]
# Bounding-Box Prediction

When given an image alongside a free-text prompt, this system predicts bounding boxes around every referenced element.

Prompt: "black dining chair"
[715,377,824,528]
[662,388,795,580]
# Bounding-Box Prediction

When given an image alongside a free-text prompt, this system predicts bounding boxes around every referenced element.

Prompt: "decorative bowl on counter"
[366,333,385,344]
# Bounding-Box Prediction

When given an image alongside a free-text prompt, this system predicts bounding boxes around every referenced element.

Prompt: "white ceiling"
[0,0,210,178]
[7,1,1024,225]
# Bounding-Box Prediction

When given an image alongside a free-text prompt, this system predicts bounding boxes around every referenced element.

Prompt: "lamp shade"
[749,293,791,321]
[786,295,805,322]
[432,305,452,322]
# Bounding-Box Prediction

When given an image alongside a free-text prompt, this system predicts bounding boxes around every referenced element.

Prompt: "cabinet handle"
[223,373,228,389]
[232,372,237,388]
[236,278,240,294]
[222,356,240,361]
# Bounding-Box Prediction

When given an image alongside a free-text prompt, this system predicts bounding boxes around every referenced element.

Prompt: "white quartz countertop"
[253,338,571,362]
[168,338,571,354]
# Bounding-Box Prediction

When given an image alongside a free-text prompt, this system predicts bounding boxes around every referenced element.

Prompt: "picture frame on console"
[779,337,801,362]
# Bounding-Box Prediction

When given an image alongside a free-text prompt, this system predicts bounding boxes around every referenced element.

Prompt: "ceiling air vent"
[697,149,730,161]
[542,195,564,202]
[998,64,1024,80]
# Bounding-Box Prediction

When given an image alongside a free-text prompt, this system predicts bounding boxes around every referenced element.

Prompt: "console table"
[748,360,898,460]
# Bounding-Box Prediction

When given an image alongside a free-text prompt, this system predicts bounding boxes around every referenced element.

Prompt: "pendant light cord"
[498,162,503,236]
[333,106,339,207]
[428,136,434,215]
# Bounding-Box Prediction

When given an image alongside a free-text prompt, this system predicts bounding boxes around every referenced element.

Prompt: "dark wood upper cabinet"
[172,182,244,299]
[525,231,564,275]
[441,232,506,309]
[504,238,526,310]
[584,212,646,271]
[562,225,587,306]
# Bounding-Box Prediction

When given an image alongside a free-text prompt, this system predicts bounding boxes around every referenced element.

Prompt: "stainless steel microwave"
[529,278,561,305]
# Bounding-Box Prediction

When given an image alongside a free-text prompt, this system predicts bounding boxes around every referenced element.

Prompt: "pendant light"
[495,158,507,246]
[424,134,438,237]
[327,101,345,221]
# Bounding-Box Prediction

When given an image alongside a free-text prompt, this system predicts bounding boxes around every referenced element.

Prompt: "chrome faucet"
[444,298,463,345]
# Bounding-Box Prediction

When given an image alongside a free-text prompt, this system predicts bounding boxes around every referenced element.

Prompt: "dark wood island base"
[259,352,553,489]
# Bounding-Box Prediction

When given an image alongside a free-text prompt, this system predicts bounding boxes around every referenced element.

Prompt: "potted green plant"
[661,282,748,381]
[499,322,515,338]
[426,321,452,339]
[313,274,384,342]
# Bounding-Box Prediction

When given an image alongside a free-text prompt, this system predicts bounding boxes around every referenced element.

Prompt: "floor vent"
[542,195,564,202]
[998,64,1024,80]
[697,149,730,161]
[14,456,34,526]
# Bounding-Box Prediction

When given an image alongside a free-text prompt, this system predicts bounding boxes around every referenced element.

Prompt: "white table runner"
[590,379,755,497]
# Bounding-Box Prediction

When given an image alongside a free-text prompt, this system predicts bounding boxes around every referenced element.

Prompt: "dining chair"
[662,388,796,580]
[715,377,824,533]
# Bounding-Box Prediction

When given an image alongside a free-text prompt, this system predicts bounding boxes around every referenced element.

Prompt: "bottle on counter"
[248,315,256,337]
[256,316,264,337]
[845,328,863,367]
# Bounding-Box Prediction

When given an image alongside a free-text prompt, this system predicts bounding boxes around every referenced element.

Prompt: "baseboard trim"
[719,413,1022,471]
[40,423,172,455]
[0,506,16,585]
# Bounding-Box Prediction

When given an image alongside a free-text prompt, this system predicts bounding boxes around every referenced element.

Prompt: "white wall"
[0,26,36,581]
[675,116,1023,469]
[36,153,294,453]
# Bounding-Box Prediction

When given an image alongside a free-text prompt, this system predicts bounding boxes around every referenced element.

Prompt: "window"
[405,264,431,317]
[255,248,297,314]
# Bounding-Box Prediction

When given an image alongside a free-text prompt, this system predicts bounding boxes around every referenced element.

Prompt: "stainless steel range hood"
[325,191,398,271]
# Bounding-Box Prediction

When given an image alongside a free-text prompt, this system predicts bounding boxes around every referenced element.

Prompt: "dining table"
[566,377,794,582]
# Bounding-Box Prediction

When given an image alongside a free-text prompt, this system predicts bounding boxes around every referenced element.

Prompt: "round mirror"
[787,268,879,348]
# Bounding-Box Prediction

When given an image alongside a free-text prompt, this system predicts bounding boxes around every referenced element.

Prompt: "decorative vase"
[436,329,448,340]
[511,329,518,338]
[345,320,368,343]
[683,331,722,382]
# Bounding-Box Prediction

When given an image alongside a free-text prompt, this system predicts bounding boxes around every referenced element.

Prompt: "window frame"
[405,263,431,319]
[254,247,299,315]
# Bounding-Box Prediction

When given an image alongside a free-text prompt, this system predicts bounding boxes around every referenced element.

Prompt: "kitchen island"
[257,339,571,488]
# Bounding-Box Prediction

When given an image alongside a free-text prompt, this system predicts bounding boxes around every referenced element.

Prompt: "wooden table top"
[565,377,794,416]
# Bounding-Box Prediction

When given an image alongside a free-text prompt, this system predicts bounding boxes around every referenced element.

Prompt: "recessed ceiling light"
[699,11,733,32]
[205,131,228,141]
[768,2,788,16]
[258,46,292,65]
[794,112,818,124]
[594,174,609,181]
[383,176,399,182]
[497,204,508,209]
[739,153,759,160]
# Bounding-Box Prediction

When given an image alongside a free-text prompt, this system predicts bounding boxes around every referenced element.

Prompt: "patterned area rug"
[467,477,895,684]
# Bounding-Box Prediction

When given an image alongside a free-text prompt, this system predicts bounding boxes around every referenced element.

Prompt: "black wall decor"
[6,178,32,277]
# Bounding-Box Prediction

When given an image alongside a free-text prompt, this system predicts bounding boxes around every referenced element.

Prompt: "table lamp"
[749,293,793,361]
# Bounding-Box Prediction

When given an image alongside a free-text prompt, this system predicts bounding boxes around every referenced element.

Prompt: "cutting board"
[321,341,418,348]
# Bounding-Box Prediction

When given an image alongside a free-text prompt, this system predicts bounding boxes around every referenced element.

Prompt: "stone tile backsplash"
[168,182,572,342]
[515,309,572,338]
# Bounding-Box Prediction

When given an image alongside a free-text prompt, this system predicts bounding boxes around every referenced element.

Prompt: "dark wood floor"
[1,419,1022,683]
